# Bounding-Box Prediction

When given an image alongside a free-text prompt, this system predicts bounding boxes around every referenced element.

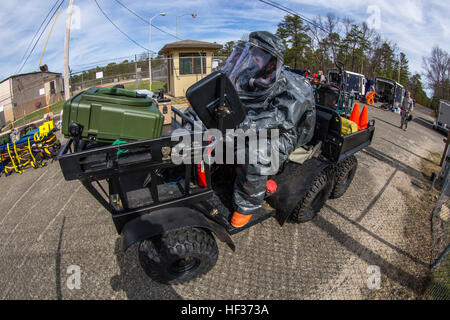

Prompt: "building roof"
[158,40,222,55]
[0,71,62,85]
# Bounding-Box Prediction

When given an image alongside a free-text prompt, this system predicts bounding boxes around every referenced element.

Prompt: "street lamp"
[149,12,166,91]
[176,13,197,40]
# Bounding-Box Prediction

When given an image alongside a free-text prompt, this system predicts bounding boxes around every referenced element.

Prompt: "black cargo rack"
[57,107,213,233]
[314,104,375,163]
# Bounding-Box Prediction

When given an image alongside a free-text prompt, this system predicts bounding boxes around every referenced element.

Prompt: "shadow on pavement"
[413,117,435,132]
[325,204,428,268]
[380,137,438,165]
[354,169,397,222]
[362,146,425,181]
[312,212,429,295]
[110,238,182,300]
[55,216,66,300]
[372,116,401,130]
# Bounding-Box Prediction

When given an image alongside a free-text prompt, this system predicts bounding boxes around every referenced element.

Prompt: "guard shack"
[158,40,222,98]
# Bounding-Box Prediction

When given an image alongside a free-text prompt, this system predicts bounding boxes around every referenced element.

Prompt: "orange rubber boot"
[231,211,252,228]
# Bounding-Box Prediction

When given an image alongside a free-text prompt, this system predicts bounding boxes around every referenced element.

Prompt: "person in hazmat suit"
[222,31,316,228]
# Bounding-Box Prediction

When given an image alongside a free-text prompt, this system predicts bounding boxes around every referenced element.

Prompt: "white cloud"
[287,0,449,76]
[0,0,448,83]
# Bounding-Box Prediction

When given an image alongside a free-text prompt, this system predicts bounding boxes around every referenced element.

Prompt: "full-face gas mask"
[222,42,282,97]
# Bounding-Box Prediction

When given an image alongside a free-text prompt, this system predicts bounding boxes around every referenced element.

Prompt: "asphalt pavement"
[0,103,444,299]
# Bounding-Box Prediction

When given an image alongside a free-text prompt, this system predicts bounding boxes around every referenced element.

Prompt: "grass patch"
[368,151,442,299]
[13,100,65,127]
[103,80,166,92]
[421,152,442,182]
[423,254,450,300]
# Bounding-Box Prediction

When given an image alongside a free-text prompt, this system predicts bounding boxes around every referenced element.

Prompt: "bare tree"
[324,14,340,65]
[422,46,450,100]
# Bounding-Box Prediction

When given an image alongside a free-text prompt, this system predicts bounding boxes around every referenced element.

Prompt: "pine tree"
[276,15,311,69]
[408,74,430,106]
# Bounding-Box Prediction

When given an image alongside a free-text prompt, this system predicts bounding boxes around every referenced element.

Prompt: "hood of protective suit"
[247,31,285,61]
[219,30,316,216]
[223,31,286,100]
[232,69,316,216]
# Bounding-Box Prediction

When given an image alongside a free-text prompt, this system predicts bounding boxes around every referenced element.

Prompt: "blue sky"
[0,0,449,89]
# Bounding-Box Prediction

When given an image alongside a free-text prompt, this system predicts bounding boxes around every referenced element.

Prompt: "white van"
[327,69,366,100]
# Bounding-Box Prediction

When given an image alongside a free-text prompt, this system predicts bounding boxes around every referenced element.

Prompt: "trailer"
[375,77,405,110]
[434,100,450,133]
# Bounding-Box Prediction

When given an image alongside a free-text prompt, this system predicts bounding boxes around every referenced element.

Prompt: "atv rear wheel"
[330,155,358,199]
[290,168,334,223]
[138,227,218,284]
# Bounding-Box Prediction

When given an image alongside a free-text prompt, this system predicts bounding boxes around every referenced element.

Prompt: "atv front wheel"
[138,227,218,284]
[330,155,358,199]
[290,168,334,223]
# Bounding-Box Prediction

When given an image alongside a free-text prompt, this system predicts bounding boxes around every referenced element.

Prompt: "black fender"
[121,207,235,251]
[267,158,334,225]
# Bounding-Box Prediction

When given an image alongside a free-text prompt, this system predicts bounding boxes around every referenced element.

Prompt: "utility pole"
[135,54,138,90]
[64,0,75,101]
[398,53,401,83]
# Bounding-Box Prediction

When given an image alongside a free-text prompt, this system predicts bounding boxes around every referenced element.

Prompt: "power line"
[15,0,66,75]
[15,0,62,74]
[94,0,156,53]
[16,0,65,74]
[71,55,136,68]
[113,0,181,40]
[258,0,329,34]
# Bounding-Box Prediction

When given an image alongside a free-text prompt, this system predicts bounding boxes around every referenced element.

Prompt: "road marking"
[0,169,49,226]
[0,177,65,252]
[292,226,299,267]
[37,185,82,242]
[2,184,82,299]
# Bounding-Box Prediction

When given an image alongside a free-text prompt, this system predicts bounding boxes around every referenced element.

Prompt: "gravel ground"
[0,103,445,299]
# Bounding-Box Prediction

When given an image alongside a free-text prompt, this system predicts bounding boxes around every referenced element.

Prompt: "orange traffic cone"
[46,106,52,121]
[349,103,360,125]
[359,106,368,130]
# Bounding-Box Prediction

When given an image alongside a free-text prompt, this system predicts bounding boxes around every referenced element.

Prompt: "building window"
[50,81,56,94]
[179,53,206,75]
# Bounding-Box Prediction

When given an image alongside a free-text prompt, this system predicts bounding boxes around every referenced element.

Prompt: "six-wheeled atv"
[58,71,374,284]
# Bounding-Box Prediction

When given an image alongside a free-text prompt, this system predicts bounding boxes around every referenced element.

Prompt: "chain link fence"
[69,55,228,95]
[70,57,169,93]
[423,151,450,300]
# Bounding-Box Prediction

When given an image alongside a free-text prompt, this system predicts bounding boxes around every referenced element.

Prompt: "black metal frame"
[58,107,214,233]
[58,104,375,235]
[313,104,376,163]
